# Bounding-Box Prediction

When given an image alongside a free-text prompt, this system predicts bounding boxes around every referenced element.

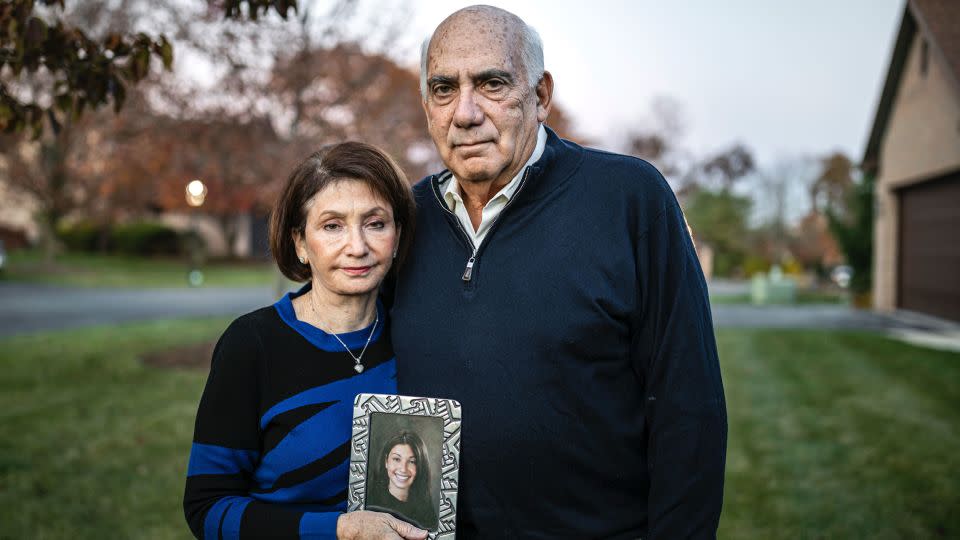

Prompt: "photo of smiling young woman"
[365,413,443,530]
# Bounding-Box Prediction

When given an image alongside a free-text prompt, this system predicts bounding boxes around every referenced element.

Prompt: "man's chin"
[450,160,499,184]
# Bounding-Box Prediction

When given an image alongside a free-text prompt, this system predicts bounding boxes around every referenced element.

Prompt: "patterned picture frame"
[347,393,461,539]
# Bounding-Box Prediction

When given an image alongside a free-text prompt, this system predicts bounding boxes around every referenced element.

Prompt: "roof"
[862,0,960,174]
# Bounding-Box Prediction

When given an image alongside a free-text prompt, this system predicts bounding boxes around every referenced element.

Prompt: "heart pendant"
[354,364,364,373]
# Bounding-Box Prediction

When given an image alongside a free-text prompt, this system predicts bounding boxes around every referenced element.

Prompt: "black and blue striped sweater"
[184,290,396,539]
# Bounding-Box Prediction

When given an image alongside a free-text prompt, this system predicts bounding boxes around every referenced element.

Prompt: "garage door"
[898,170,960,322]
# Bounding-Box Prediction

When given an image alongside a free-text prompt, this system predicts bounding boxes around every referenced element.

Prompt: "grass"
[1,250,278,288]
[0,318,230,540]
[1,323,958,538]
[718,329,959,539]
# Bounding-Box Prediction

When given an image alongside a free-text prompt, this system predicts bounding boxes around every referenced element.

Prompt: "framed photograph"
[347,394,461,538]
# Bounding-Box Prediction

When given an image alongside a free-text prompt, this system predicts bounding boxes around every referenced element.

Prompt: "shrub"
[56,221,107,252]
[781,257,804,276]
[111,222,184,256]
[742,255,771,277]
[56,221,202,256]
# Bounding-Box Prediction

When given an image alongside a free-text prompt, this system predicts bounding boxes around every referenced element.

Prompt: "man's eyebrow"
[473,69,514,84]
[427,74,457,88]
[427,70,516,88]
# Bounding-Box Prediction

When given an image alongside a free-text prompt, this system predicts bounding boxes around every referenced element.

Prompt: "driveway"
[710,302,960,352]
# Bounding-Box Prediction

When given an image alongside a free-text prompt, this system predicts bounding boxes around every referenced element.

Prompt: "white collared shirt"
[442,124,547,248]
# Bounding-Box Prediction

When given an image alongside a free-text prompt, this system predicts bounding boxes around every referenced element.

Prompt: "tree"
[544,105,583,145]
[679,144,757,276]
[0,117,83,253]
[683,188,752,277]
[829,171,874,295]
[750,156,820,264]
[0,0,296,137]
[268,42,435,180]
[3,0,587,261]
[147,114,288,257]
[699,143,755,192]
[0,0,357,257]
[625,96,687,178]
[0,88,176,255]
[812,152,854,217]
[789,212,843,272]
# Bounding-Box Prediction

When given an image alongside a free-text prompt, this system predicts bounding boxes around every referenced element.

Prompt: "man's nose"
[452,87,483,128]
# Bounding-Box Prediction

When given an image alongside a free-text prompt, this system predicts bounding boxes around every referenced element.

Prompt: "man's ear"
[535,71,554,123]
[421,95,431,124]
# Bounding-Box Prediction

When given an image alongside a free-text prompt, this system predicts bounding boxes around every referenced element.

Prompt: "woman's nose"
[345,227,369,256]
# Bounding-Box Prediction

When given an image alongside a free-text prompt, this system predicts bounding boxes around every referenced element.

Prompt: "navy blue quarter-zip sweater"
[391,128,727,539]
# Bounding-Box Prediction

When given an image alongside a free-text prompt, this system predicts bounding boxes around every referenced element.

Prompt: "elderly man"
[391,6,727,539]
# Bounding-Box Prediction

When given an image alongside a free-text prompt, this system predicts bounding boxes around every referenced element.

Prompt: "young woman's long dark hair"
[371,430,433,507]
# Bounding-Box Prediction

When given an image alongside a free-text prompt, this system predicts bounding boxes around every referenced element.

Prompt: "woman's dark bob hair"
[270,142,416,283]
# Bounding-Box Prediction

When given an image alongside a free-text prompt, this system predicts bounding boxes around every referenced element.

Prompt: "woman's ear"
[393,225,402,259]
[292,231,307,265]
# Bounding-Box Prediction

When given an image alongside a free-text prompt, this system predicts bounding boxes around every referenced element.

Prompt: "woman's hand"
[337,510,428,540]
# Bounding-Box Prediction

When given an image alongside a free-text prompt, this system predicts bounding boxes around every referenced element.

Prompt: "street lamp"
[186,179,207,207]
[185,179,207,286]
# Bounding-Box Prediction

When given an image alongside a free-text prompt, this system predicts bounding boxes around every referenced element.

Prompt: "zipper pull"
[462,256,476,281]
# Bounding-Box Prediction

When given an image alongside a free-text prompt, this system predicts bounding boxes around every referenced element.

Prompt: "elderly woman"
[366,431,438,530]
[183,142,426,540]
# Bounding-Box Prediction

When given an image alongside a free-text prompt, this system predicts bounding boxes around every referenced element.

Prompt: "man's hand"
[336,510,429,540]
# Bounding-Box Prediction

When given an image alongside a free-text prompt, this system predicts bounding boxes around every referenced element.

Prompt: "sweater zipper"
[432,175,477,280]
[432,167,533,282]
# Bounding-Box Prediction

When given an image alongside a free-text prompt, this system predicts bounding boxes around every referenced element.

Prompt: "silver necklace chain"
[308,293,378,374]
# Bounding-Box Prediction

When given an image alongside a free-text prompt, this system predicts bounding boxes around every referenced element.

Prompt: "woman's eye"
[367,220,385,230]
[322,223,342,232]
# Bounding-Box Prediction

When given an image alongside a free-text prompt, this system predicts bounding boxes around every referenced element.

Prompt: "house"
[0,177,38,247]
[864,0,960,322]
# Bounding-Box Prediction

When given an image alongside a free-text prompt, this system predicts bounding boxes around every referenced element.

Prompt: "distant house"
[0,177,38,247]
[864,0,960,322]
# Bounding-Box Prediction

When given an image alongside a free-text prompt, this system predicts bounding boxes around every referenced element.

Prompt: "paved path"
[3,283,959,352]
[0,283,276,337]
[711,304,898,331]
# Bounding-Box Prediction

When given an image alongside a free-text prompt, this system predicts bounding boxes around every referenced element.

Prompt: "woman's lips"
[341,266,372,276]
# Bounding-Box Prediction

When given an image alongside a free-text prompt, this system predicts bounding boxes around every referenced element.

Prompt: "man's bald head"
[419,5,544,100]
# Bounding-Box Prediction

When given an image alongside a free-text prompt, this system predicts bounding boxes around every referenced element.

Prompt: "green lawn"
[1,250,277,288]
[718,330,959,539]
[1,323,957,538]
[0,318,230,540]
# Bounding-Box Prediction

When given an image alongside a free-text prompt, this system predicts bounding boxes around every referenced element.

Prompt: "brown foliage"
[790,211,843,269]
[2,0,588,259]
[269,42,436,183]
[812,152,854,216]
[544,105,584,145]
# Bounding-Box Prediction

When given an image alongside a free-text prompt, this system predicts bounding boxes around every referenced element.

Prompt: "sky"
[394,0,905,167]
